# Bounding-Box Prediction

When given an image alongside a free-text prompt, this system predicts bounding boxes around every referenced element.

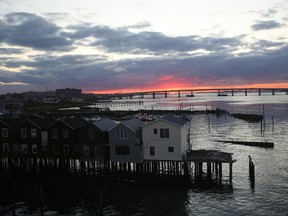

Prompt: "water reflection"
[0,172,237,215]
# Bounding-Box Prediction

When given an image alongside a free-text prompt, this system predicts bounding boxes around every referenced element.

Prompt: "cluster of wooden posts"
[0,156,233,185]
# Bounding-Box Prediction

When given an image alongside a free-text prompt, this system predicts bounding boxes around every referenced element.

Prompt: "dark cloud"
[0,12,73,51]
[2,45,287,93]
[251,20,282,31]
[64,25,241,54]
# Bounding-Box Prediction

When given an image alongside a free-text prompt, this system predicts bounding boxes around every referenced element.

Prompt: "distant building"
[4,103,24,115]
[55,88,82,100]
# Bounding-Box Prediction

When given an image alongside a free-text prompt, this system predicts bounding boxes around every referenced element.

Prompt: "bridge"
[105,88,288,99]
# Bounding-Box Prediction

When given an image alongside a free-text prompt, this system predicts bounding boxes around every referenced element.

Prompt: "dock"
[186,150,236,183]
[216,140,274,148]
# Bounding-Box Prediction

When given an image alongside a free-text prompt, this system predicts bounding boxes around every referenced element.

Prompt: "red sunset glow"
[87,82,288,94]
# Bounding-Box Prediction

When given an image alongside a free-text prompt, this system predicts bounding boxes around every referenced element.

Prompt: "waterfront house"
[13,117,56,158]
[47,117,91,159]
[0,118,25,157]
[142,115,189,161]
[109,118,143,163]
[93,119,117,161]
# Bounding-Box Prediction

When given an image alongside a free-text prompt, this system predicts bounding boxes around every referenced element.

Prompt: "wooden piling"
[249,155,255,185]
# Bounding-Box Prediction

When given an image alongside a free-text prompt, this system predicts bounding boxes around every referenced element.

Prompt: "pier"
[0,149,236,185]
[93,100,144,107]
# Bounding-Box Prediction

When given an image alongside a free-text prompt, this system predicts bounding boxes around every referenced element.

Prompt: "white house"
[142,115,189,161]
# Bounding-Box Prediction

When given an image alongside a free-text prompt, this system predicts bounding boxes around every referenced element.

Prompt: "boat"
[217,93,228,96]
[186,94,194,97]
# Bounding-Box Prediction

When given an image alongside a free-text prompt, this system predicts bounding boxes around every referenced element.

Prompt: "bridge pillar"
[232,89,234,96]
[165,91,168,98]
[141,94,144,99]
[178,91,181,98]
[245,89,247,96]
[153,92,155,99]
[258,89,261,96]
[191,91,194,96]
[286,90,288,95]
[272,89,275,95]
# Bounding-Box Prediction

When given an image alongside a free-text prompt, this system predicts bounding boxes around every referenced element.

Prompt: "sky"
[0,0,288,94]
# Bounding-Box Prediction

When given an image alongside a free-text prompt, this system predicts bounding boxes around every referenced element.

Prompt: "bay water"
[1,92,288,215]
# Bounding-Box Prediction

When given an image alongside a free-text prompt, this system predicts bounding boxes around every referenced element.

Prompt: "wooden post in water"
[249,155,255,185]
[40,186,44,216]
[219,163,222,184]
[207,162,211,180]
[229,162,233,183]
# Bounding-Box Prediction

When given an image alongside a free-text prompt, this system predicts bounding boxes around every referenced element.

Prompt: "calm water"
[1,92,288,215]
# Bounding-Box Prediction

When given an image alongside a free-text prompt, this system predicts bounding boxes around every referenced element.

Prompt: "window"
[153,128,157,134]
[64,145,70,154]
[150,146,155,156]
[21,128,27,138]
[115,145,130,155]
[22,144,27,153]
[83,145,90,156]
[63,128,69,138]
[2,128,8,137]
[53,145,59,154]
[160,128,169,138]
[32,144,37,153]
[116,128,128,139]
[168,146,174,152]
[52,128,58,138]
[3,143,9,153]
[31,129,37,138]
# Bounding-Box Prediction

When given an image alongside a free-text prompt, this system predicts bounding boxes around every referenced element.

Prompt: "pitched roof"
[93,119,117,132]
[61,117,89,129]
[0,117,26,128]
[142,115,188,128]
[122,118,143,131]
[30,117,57,129]
[109,118,143,132]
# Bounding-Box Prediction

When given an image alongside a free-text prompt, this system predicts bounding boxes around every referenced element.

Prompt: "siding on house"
[142,115,189,161]
[0,118,25,157]
[14,118,56,158]
[109,118,143,163]
[93,119,117,161]
[48,118,90,159]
